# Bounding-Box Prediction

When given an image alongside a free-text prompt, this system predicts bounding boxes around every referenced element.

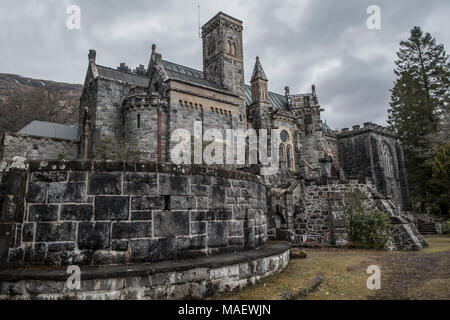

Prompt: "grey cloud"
[1,0,449,129]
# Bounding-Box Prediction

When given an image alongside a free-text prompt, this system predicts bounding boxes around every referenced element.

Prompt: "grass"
[214,235,450,300]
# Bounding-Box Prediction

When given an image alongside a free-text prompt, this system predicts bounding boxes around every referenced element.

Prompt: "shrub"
[348,210,392,250]
[344,192,392,250]
[442,220,450,235]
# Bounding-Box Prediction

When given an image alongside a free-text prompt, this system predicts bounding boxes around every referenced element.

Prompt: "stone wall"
[1,161,267,268]
[0,134,78,161]
[0,242,289,300]
[337,124,410,211]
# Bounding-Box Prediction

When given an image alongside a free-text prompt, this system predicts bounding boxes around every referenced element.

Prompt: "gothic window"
[381,142,394,178]
[287,145,293,169]
[280,130,289,143]
[137,113,141,129]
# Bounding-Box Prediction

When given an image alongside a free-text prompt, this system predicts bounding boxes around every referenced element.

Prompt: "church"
[0,12,425,250]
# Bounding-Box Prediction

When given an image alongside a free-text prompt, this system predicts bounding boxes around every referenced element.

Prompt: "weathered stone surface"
[170,196,194,210]
[112,222,152,239]
[123,173,157,195]
[88,173,121,195]
[60,204,93,221]
[32,172,67,183]
[154,211,189,237]
[22,223,34,242]
[68,171,86,182]
[131,211,152,221]
[36,223,76,242]
[131,196,164,211]
[208,222,227,247]
[48,182,86,203]
[28,205,59,222]
[191,222,206,235]
[111,240,129,251]
[130,238,177,262]
[159,174,190,195]
[78,222,110,250]
[26,183,47,203]
[177,236,206,250]
[95,196,129,221]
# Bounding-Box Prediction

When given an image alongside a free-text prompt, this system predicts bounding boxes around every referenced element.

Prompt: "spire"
[251,56,267,82]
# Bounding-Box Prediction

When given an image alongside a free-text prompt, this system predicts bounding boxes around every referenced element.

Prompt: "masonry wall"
[337,128,410,211]
[1,161,267,268]
[0,134,78,161]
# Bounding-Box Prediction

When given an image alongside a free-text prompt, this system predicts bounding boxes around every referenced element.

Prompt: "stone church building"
[0,12,425,250]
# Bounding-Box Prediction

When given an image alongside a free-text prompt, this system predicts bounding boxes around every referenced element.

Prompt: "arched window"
[287,145,293,169]
[137,113,141,129]
[381,142,394,178]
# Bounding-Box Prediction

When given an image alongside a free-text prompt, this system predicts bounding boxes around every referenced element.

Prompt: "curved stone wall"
[0,242,290,300]
[1,161,267,268]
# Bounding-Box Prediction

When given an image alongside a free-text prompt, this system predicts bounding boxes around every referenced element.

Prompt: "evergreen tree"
[388,26,450,211]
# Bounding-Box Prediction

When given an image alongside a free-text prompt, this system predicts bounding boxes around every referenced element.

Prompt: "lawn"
[214,235,450,300]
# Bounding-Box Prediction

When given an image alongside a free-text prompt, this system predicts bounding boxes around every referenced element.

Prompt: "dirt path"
[371,249,450,300]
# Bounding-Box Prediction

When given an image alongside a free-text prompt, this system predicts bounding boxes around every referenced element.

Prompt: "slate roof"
[96,65,150,87]
[17,121,79,141]
[95,62,289,110]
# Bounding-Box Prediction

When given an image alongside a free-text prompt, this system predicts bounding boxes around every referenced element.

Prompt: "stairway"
[418,222,437,235]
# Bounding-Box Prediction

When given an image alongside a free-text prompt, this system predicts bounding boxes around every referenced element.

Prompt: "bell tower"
[202,12,244,98]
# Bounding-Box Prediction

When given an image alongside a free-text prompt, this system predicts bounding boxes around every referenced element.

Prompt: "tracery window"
[287,145,293,169]
[381,142,394,178]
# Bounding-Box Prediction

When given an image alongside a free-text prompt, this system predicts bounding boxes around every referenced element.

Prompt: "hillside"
[0,73,83,137]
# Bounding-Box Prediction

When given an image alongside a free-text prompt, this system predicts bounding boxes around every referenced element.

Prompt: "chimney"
[88,49,96,64]
[284,86,290,96]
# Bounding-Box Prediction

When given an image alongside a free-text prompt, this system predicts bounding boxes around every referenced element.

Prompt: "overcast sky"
[1,0,449,129]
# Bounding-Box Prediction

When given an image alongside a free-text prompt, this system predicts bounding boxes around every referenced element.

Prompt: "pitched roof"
[17,121,79,141]
[251,57,267,81]
[96,65,149,87]
[161,60,221,89]
[95,61,289,110]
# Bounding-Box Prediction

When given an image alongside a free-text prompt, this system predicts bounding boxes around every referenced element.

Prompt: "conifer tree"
[388,26,450,211]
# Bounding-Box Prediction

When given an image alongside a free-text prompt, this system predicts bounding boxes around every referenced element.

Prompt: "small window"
[137,113,141,129]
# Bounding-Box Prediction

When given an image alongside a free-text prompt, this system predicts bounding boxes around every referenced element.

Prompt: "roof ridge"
[95,64,149,79]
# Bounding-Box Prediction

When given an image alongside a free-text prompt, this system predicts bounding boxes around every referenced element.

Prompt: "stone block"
[112,240,129,251]
[170,196,194,210]
[177,236,207,250]
[191,222,206,235]
[68,171,87,182]
[28,204,59,222]
[95,196,129,221]
[154,211,189,237]
[228,220,243,237]
[112,222,152,239]
[36,223,76,242]
[78,222,110,250]
[88,173,121,195]
[131,196,164,211]
[123,173,157,195]
[60,204,93,221]
[130,238,176,262]
[207,221,227,247]
[48,182,86,203]
[159,174,190,195]
[26,183,47,203]
[22,223,35,242]
[191,184,210,197]
[131,211,152,221]
[32,171,67,183]
[210,186,226,208]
